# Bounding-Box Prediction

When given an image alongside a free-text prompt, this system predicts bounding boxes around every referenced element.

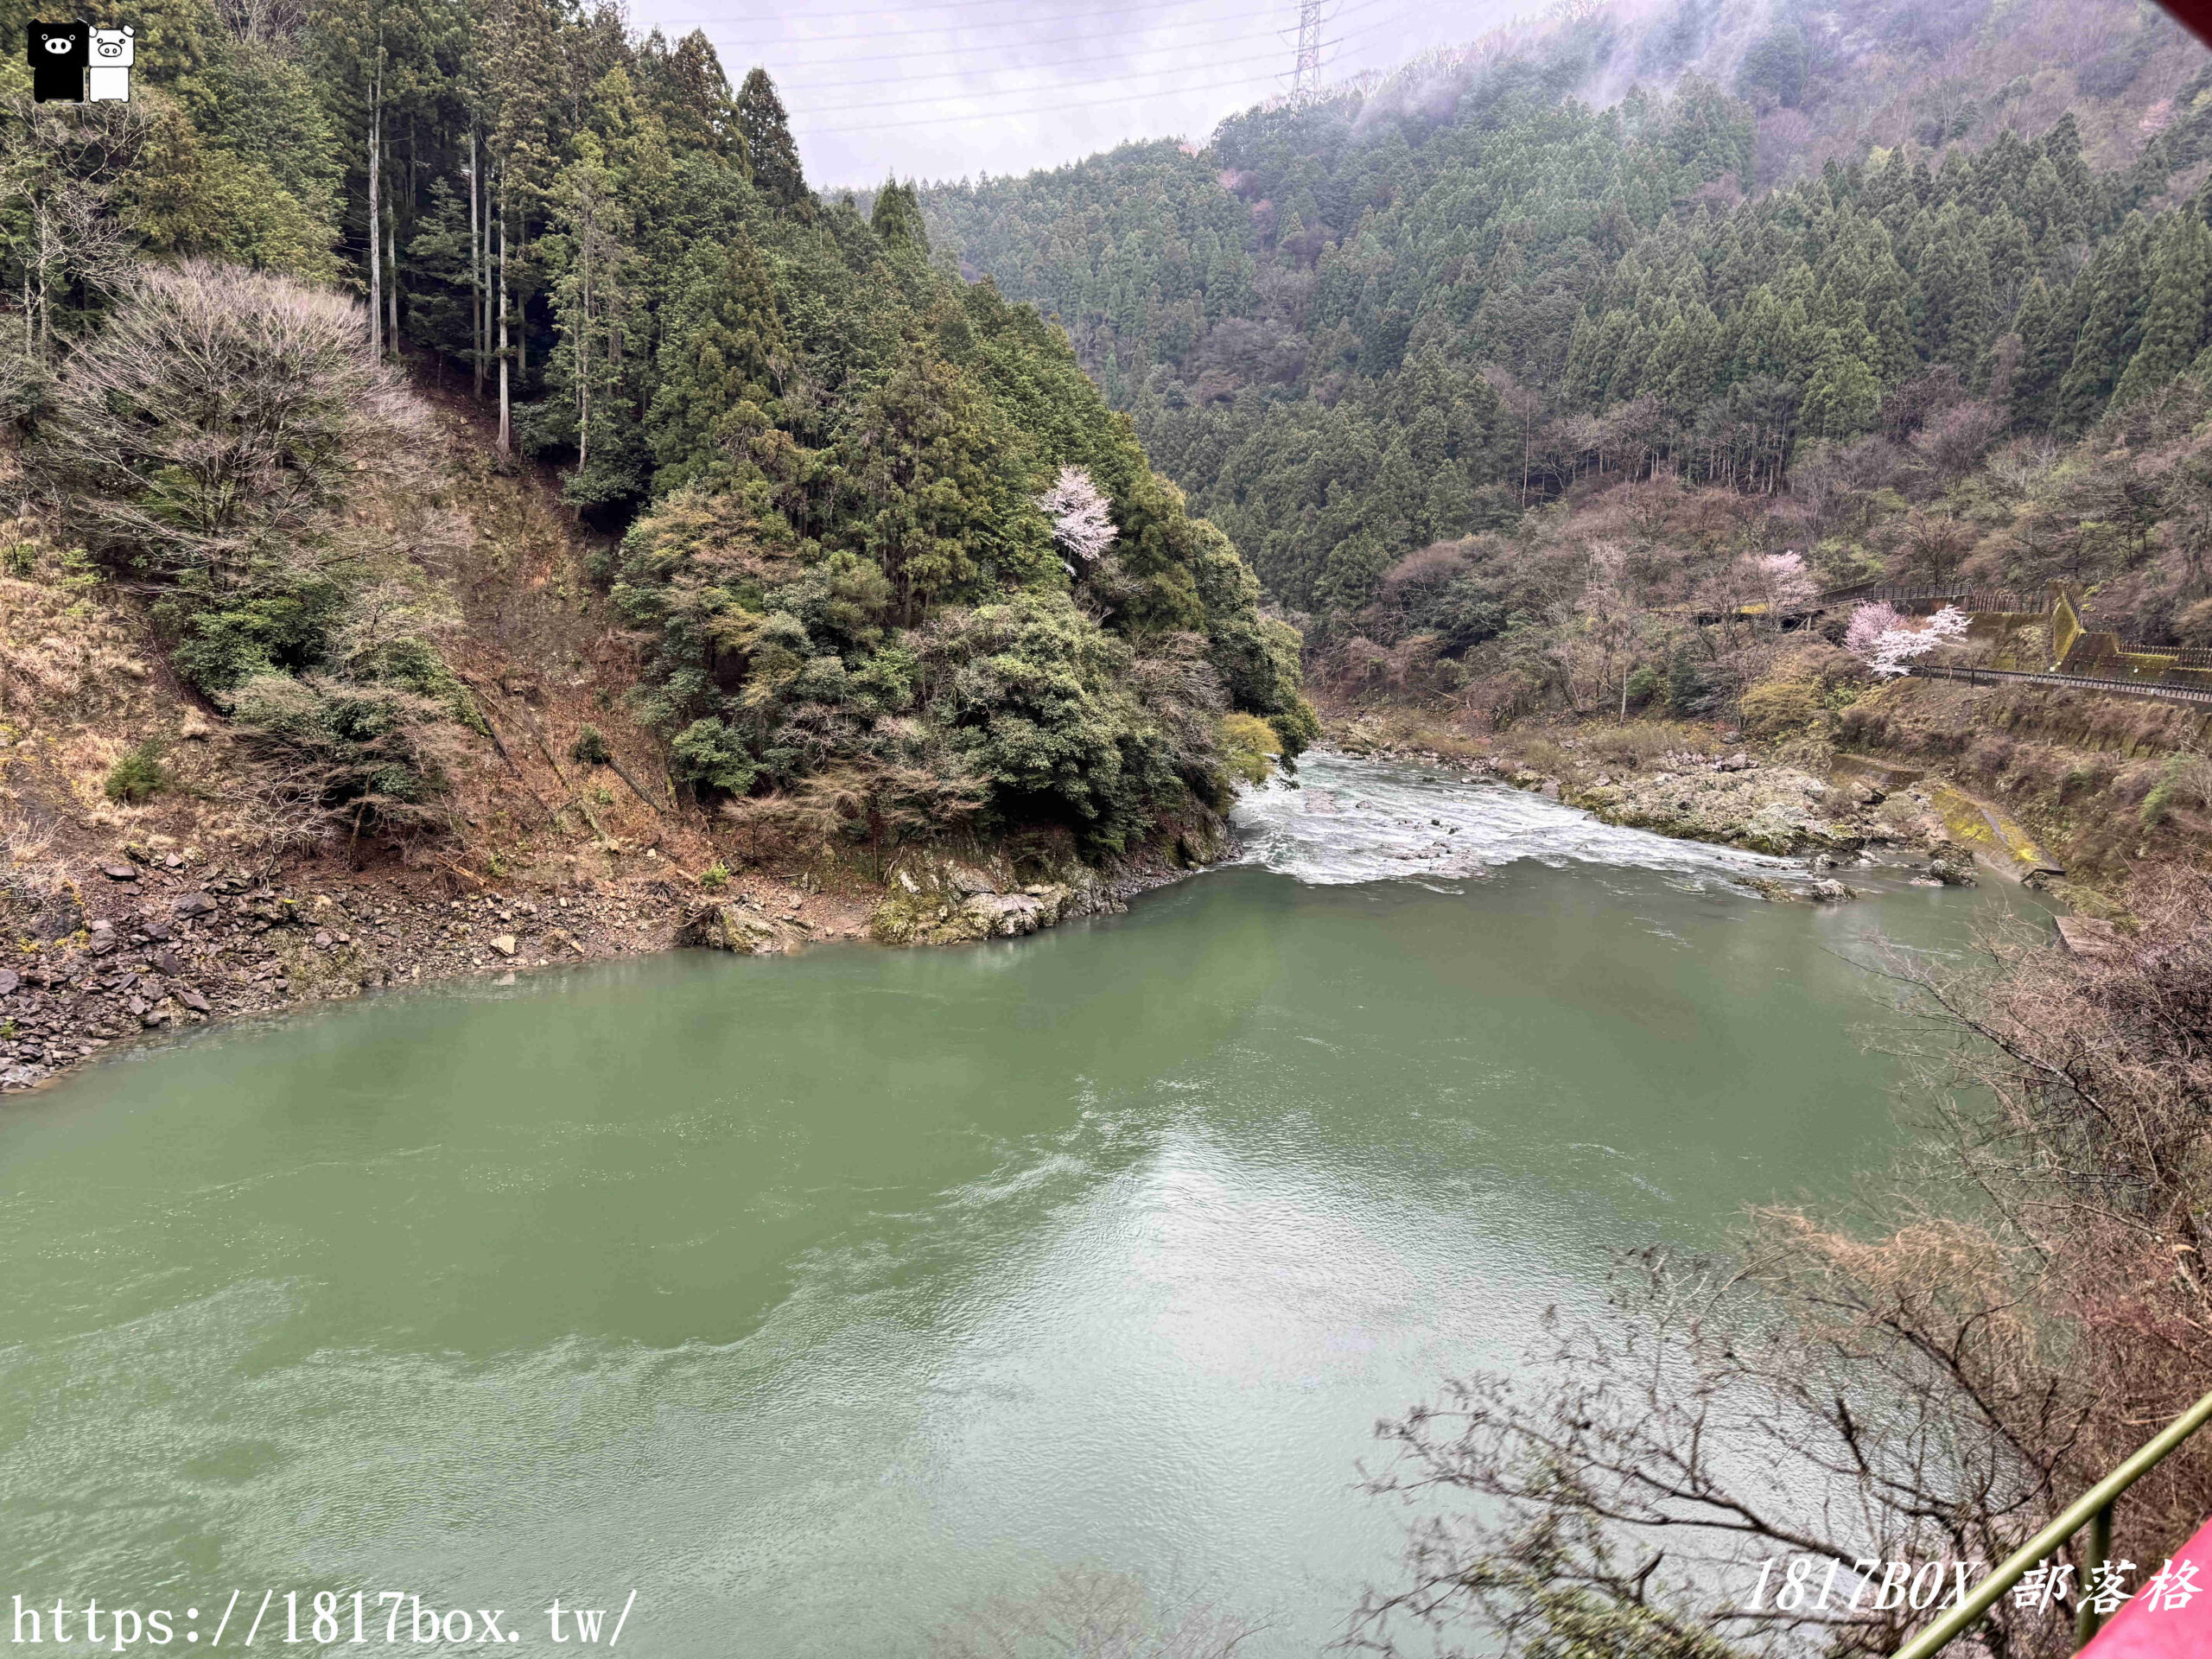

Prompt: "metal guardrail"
[2068,643,2212,673]
[1909,664,2212,707]
[1819,584,2036,614]
[1820,582,1974,602]
[1893,1385,2212,1658]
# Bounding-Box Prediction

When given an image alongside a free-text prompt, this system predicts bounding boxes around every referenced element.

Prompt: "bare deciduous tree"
[30,258,431,588]
[719,758,985,875]
[1351,877,2212,1659]
[798,758,986,880]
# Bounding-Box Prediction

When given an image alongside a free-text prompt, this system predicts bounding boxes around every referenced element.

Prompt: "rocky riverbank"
[1556,757,1932,858]
[681,829,1224,955]
[1322,679,2212,916]
[0,827,1230,1095]
[1490,755,1980,889]
[0,855,730,1093]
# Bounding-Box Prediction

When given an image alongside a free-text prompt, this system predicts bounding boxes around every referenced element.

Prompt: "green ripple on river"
[0,754,2039,1655]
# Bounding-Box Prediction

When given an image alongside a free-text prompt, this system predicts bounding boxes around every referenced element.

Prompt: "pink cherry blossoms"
[1036,466,1116,573]
[1848,602,1971,677]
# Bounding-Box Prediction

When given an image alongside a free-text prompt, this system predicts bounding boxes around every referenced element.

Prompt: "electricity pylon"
[1289,0,1327,99]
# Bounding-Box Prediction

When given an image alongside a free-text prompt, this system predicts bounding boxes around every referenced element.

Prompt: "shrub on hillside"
[102,740,167,804]
[1219,712,1282,785]
[30,262,466,829]
[569,724,613,766]
[1738,677,1824,739]
[670,717,760,796]
[228,672,461,836]
[35,260,429,592]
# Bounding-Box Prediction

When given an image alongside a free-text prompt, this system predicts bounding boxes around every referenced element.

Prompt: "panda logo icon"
[86,23,131,101]
[27,21,87,103]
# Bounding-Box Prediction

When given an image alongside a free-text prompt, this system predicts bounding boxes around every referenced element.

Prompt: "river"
[0,755,2036,1655]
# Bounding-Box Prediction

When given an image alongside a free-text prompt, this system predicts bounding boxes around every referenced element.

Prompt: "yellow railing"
[1892,1385,2212,1658]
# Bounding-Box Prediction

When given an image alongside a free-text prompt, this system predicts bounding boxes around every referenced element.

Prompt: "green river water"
[0,755,2036,1655]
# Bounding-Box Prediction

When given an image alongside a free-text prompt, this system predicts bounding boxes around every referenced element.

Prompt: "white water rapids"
[1232,750,1803,888]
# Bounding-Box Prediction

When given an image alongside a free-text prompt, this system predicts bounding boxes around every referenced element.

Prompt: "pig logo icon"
[86,23,130,101]
[28,21,86,103]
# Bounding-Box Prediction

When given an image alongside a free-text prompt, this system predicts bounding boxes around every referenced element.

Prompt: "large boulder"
[676,902,794,956]
[869,880,1090,945]
[867,843,1128,945]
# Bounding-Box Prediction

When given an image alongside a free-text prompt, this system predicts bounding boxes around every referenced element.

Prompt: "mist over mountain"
[912,0,2212,625]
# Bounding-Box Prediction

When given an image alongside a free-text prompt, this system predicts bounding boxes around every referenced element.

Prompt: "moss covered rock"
[677,902,798,955]
[867,844,1127,944]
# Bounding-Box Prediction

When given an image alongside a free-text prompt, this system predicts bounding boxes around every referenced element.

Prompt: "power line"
[779,35,1309,96]
[777,0,1403,111]
[778,1,1427,137]
[790,42,1302,115]
[645,0,1278,48]
[665,0,1209,22]
[768,0,1391,84]
[798,66,1290,133]
[772,20,1279,76]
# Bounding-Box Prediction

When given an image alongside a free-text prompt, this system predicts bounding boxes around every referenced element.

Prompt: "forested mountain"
[916,0,2212,630]
[4,0,2209,866]
[0,0,1313,864]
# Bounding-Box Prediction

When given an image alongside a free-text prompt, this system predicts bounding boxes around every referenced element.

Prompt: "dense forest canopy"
[916,0,2212,629]
[3,0,2209,838]
[0,0,1314,855]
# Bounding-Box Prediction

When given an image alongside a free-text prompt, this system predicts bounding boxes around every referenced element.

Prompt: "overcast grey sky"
[620,0,1513,188]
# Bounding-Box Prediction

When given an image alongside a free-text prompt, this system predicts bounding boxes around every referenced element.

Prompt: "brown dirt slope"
[1836,676,2212,902]
[0,394,865,1094]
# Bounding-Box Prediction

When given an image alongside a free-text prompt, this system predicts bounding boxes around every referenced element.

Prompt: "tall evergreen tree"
[2056,214,2153,431]
[480,0,566,455]
[1796,323,1881,440]
[310,0,446,358]
[736,68,809,218]
[869,181,928,252]
[2007,275,2068,429]
[640,29,745,165]
[2040,114,2097,239]
[540,128,641,503]
[2113,213,2212,406]
[646,235,789,496]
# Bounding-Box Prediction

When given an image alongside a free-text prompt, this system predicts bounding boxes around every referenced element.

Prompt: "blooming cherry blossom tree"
[1866,603,1971,677]
[1845,601,1905,663]
[1036,466,1116,574]
[1750,550,1817,613]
